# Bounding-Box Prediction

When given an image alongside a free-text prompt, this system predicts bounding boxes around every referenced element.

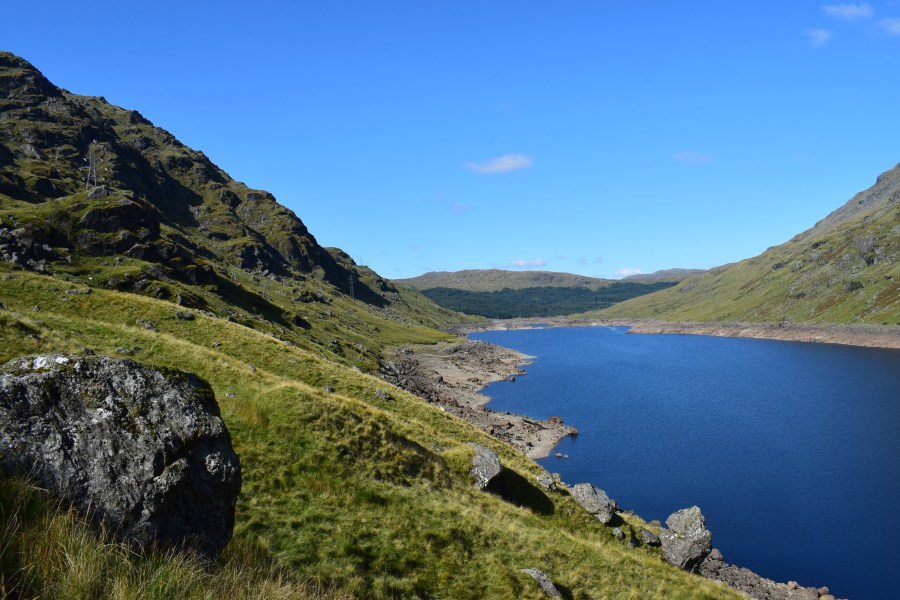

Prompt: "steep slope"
[0,51,464,367]
[595,164,900,325]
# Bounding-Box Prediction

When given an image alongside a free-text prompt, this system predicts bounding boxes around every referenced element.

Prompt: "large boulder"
[0,355,240,557]
[470,444,502,490]
[659,506,712,572]
[571,482,616,524]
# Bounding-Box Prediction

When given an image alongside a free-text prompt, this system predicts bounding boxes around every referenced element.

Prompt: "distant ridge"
[395,269,678,318]
[395,269,614,292]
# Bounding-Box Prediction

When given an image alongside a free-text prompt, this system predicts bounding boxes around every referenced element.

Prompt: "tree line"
[419,282,677,318]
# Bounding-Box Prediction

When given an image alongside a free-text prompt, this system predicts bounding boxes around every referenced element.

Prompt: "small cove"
[470,326,900,600]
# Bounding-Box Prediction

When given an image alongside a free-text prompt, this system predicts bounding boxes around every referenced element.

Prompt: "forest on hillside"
[419,282,677,318]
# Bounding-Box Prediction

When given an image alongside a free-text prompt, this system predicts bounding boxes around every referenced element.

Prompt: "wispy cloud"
[803,28,833,47]
[822,2,874,20]
[465,154,533,174]
[511,258,546,269]
[673,151,714,165]
[615,268,643,277]
[879,17,900,34]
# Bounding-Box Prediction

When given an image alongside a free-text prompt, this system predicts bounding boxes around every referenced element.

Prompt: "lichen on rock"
[0,354,241,557]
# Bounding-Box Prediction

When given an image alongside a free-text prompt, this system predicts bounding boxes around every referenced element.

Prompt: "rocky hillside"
[0,51,463,369]
[595,164,900,325]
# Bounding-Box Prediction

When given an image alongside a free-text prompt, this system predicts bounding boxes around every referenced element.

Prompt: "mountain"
[0,52,739,599]
[395,269,679,318]
[396,268,615,292]
[595,164,900,324]
[0,50,462,368]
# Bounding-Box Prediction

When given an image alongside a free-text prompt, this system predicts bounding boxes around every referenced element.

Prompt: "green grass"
[0,267,740,599]
[0,478,347,600]
[589,201,900,325]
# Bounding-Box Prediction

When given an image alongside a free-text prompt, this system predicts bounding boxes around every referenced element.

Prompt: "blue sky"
[3,2,899,279]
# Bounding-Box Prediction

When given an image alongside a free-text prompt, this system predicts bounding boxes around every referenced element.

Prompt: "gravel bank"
[380,340,577,459]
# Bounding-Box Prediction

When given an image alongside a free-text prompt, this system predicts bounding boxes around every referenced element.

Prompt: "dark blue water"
[470,327,900,600]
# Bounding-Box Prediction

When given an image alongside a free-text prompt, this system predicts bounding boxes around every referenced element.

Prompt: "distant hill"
[395,269,678,318]
[595,164,900,324]
[395,269,614,292]
[418,281,678,318]
[624,268,706,282]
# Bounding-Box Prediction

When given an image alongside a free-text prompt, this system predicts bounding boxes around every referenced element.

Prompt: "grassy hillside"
[0,268,739,599]
[623,269,706,283]
[593,165,900,325]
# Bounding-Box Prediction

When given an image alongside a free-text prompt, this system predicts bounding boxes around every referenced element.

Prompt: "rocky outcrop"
[640,528,661,546]
[0,354,240,557]
[381,341,577,458]
[535,472,556,492]
[659,506,712,572]
[570,482,616,524]
[470,444,502,490]
[699,549,841,600]
[519,568,562,598]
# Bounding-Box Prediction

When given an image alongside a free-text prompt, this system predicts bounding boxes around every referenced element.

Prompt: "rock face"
[640,528,661,546]
[519,568,562,598]
[659,506,712,572]
[0,355,241,557]
[570,482,616,524]
[536,472,556,492]
[470,444,502,490]
[698,550,833,600]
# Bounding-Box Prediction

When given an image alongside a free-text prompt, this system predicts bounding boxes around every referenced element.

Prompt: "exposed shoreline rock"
[428,321,851,598]
[0,354,241,557]
[699,549,841,600]
[453,317,900,350]
[623,319,900,350]
[380,340,577,459]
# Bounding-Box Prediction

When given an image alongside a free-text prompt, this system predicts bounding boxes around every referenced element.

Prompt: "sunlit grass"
[0,268,741,599]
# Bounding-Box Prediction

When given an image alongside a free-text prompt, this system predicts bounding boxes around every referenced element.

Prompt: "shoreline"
[380,340,577,459]
[431,318,855,599]
[452,317,900,350]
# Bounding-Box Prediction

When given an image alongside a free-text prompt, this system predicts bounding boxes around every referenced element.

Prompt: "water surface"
[470,326,900,600]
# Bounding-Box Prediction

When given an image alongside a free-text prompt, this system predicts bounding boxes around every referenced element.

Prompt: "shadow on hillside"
[485,469,554,516]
